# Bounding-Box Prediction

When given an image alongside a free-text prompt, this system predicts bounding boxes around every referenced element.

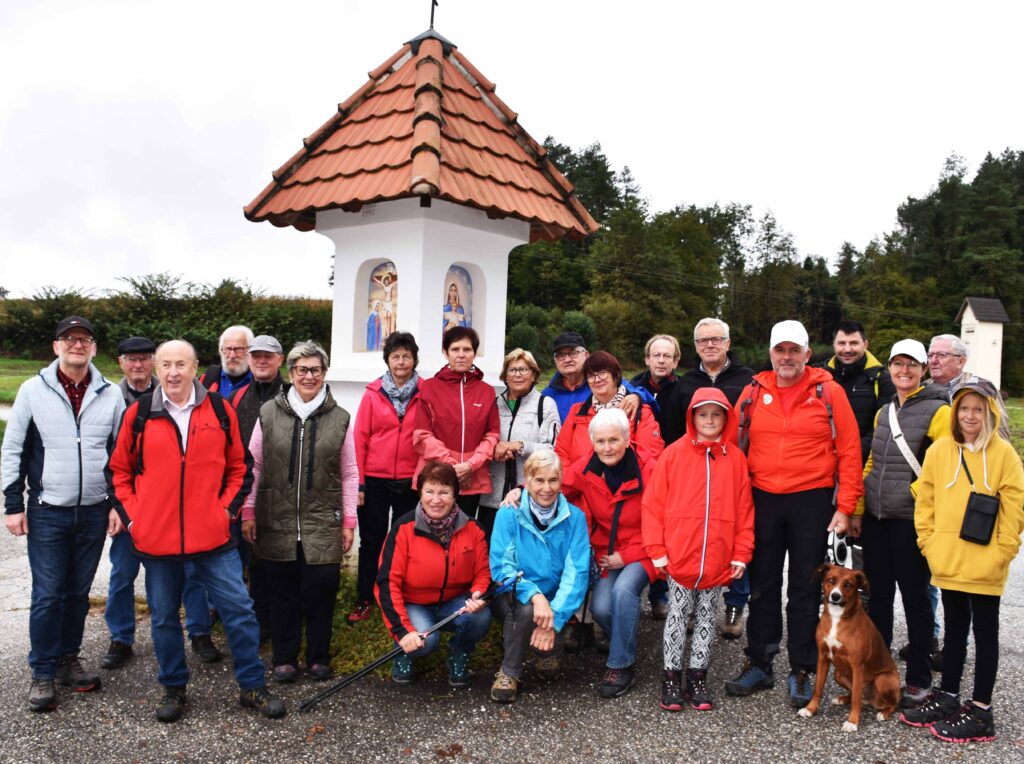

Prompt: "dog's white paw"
[876,712,888,722]
[842,721,858,733]
[797,708,813,719]
[831,696,846,706]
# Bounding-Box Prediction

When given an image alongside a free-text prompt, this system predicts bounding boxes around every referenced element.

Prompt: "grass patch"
[0,357,121,404]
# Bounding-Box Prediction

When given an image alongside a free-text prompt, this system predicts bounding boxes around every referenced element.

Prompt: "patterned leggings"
[664,577,720,671]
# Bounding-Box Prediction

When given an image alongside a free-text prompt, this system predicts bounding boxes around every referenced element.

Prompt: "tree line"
[507,142,1024,393]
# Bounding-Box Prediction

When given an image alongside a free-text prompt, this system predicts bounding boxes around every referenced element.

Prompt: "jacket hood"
[826,350,883,374]
[433,365,485,384]
[753,364,834,393]
[684,387,736,450]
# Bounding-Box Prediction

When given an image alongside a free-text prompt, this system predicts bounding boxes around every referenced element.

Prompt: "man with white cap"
[724,319,863,708]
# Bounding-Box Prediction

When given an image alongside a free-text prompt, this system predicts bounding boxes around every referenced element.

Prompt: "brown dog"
[796,564,901,732]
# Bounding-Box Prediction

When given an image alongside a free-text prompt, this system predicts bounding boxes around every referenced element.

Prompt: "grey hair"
[219,325,254,346]
[523,449,562,481]
[693,317,730,341]
[286,340,330,371]
[930,333,968,359]
[588,407,630,442]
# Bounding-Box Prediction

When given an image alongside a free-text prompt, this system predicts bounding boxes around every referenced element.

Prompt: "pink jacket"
[354,378,421,482]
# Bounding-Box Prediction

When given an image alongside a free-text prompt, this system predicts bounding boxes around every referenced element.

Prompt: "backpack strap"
[736,380,760,453]
[130,392,154,476]
[228,382,251,406]
[207,390,233,447]
[815,383,836,441]
[200,364,221,391]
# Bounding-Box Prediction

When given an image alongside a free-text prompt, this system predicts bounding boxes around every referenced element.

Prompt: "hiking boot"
[272,664,299,684]
[719,605,744,640]
[308,663,333,682]
[598,665,636,699]
[724,660,774,697]
[155,685,187,723]
[28,678,57,713]
[534,652,560,679]
[900,689,960,727]
[391,653,414,684]
[56,655,101,692]
[650,600,668,621]
[490,670,518,703]
[788,671,814,708]
[190,635,223,664]
[901,684,930,709]
[239,687,287,719]
[101,640,133,670]
[448,647,471,688]
[347,600,372,624]
[685,668,715,711]
[563,621,594,654]
[930,704,996,743]
[660,669,683,712]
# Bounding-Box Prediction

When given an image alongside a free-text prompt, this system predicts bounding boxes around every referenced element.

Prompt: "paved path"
[1,529,1022,763]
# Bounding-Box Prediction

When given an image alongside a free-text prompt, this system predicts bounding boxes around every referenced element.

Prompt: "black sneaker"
[931,704,996,743]
[598,665,636,699]
[56,655,101,692]
[190,635,223,664]
[900,684,930,709]
[239,687,287,719]
[724,660,775,697]
[101,640,133,670]
[28,678,57,713]
[563,622,594,654]
[899,689,960,727]
[155,685,187,723]
[660,669,683,712]
[685,668,715,711]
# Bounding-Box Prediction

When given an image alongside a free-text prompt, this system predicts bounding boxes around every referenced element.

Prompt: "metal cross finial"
[430,0,438,29]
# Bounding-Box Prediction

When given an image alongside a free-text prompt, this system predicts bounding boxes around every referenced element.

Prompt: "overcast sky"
[1,0,1020,299]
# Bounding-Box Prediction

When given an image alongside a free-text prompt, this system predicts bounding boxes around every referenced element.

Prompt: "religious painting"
[443,265,472,333]
[366,262,397,351]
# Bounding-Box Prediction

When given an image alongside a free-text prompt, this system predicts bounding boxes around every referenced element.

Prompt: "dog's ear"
[813,563,831,583]
[854,570,870,596]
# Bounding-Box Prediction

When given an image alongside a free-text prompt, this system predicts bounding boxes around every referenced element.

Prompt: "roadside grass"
[0,357,120,404]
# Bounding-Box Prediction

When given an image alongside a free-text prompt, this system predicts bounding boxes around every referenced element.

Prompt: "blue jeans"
[590,562,649,669]
[404,597,491,659]
[26,502,109,678]
[105,532,211,644]
[929,584,941,639]
[143,550,264,689]
[723,568,750,610]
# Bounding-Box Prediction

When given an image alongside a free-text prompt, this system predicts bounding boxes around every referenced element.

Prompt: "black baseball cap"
[117,336,156,355]
[552,331,586,352]
[55,316,95,339]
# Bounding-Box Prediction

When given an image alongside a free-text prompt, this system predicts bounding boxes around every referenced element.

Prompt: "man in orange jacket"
[723,320,863,708]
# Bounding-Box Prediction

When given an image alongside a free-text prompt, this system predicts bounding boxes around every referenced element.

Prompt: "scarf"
[592,384,627,411]
[529,495,558,527]
[287,384,327,422]
[418,502,459,547]
[381,370,419,418]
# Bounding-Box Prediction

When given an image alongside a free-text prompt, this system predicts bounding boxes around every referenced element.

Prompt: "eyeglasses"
[292,365,324,378]
[506,367,532,376]
[586,370,611,382]
[889,359,921,370]
[554,348,584,361]
[695,336,726,347]
[220,346,249,356]
[927,351,962,361]
[59,335,95,347]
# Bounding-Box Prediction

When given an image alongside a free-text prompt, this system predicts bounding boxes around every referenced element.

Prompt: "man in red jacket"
[107,340,285,724]
[724,320,863,709]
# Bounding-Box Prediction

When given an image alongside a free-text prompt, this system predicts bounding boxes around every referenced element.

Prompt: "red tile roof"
[244,30,599,242]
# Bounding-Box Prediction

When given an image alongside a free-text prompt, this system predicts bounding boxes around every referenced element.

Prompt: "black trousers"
[860,513,934,688]
[745,487,833,673]
[263,543,341,667]
[356,477,418,602]
[940,589,1000,705]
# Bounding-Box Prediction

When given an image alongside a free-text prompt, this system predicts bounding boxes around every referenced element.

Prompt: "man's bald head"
[156,340,199,405]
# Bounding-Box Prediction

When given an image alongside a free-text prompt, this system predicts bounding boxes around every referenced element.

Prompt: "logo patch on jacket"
[762,393,773,405]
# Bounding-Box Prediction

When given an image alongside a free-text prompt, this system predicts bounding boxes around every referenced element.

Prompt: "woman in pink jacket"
[412,327,500,521]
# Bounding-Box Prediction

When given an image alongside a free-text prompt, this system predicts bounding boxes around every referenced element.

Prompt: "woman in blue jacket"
[488,450,590,703]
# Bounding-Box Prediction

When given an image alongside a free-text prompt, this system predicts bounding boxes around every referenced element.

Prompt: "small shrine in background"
[956,297,1010,389]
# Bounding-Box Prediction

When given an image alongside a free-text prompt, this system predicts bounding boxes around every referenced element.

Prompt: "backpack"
[736,379,836,454]
[130,390,232,476]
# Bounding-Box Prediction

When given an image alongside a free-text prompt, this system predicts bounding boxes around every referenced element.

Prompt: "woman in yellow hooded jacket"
[902,379,1024,743]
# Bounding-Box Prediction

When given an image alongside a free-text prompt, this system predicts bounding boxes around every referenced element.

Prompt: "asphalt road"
[0,530,1022,764]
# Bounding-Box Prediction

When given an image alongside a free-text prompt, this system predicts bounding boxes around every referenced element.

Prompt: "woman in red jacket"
[412,327,500,520]
[562,407,658,700]
[642,388,755,712]
[349,332,422,623]
[375,461,491,687]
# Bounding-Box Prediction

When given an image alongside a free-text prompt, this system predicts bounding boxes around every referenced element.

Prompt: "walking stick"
[299,571,523,712]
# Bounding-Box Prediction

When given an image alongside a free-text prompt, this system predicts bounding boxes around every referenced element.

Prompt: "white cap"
[692,399,729,411]
[889,339,927,364]
[769,320,809,349]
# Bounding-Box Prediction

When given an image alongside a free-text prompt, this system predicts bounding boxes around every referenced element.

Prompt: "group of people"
[2,313,1021,746]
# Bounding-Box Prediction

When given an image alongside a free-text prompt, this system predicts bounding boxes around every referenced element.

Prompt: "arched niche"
[354,258,398,352]
[443,261,486,355]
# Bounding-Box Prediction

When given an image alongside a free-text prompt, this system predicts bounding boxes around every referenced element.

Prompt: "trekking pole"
[299,571,523,712]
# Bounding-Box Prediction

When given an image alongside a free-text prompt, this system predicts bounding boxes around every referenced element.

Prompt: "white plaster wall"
[316,198,529,417]
[961,306,1004,389]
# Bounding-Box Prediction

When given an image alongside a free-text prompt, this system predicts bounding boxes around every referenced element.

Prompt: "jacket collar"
[514,492,572,531]
[151,378,208,414]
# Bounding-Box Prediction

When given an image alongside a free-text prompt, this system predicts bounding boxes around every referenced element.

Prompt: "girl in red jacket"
[642,388,754,712]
